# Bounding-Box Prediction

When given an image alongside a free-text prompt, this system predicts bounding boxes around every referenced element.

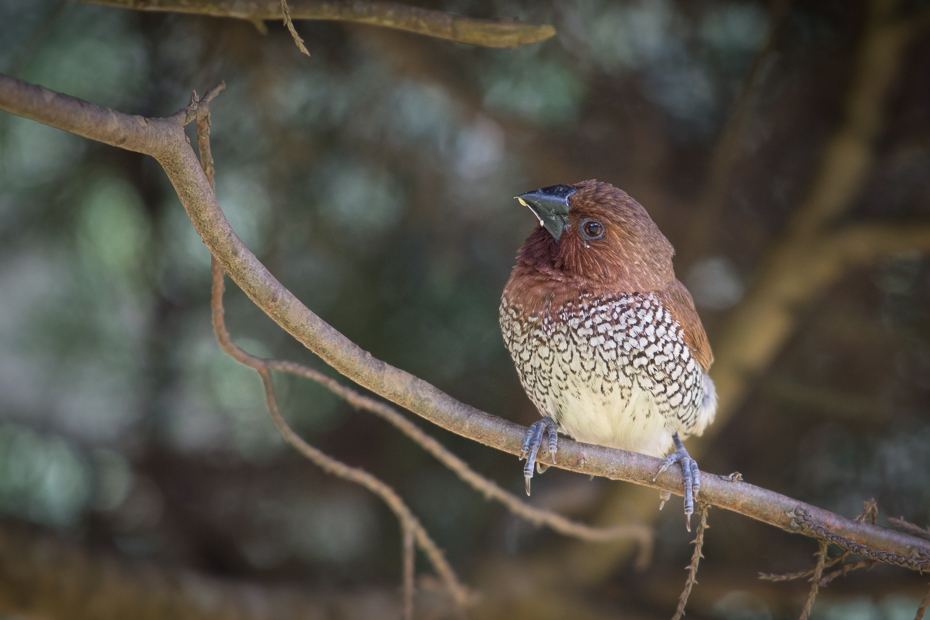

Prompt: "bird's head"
[514,180,675,291]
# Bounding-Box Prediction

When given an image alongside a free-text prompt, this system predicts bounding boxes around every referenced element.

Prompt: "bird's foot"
[520,417,558,496]
[653,432,700,532]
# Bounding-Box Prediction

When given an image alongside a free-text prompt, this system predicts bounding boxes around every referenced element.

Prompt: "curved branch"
[1,72,928,573]
[73,0,556,48]
[266,359,655,556]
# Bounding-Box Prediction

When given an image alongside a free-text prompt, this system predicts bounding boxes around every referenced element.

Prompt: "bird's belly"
[548,377,674,457]
[500,292,708,458]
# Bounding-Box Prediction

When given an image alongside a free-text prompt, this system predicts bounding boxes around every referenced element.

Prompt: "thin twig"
[194,105,466,610]
[672,504,709,620]
[758,551,847,582]
[281,0,310,56]
[259,366,470,607]
[890,517,930,540]
[818,559,875,586]
[266,360,654,563]
[799,541,829,620]
[74,0,556,48]
[916,583,930,620]
[213,262,469,609]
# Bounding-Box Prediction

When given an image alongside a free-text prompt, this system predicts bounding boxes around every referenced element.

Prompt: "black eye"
[581,219,604,240]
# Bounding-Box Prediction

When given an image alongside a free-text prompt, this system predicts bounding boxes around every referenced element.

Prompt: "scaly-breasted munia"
[500,180,717,528]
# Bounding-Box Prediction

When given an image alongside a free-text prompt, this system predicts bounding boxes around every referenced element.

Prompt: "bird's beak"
[515,184,576,242]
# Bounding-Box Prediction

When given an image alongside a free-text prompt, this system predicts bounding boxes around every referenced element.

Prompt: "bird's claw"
[658,490,671,511]
[520,417,558,496]
[653,432,701,532]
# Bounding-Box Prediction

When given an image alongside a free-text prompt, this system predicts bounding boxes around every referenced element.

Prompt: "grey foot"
[653,432,701,531]
[520,417,558,496]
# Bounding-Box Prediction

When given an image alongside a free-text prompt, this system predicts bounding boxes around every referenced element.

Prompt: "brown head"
[513,180,675,291]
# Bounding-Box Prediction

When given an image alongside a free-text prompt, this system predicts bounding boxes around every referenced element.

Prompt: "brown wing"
[656,279,714,372]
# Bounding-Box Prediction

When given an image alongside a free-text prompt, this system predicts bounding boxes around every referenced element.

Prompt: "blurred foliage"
[1,0,930,617]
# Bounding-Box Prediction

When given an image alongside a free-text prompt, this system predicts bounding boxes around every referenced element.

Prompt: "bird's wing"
[657,280,714,372]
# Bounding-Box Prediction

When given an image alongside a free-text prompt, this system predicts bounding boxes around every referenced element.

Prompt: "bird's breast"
[500,291,707,456]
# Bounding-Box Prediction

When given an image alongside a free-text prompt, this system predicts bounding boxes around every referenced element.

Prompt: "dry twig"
[281,0,310,56]
[890,517,930,540]
[213,257,472,609]
[265,360,654,560]
[196,100,466,611]
[819,559,875,586]
[799,541,829,620]
[672,504,709,620]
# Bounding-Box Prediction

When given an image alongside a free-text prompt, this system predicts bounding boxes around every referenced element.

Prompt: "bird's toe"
[521,417,559,496]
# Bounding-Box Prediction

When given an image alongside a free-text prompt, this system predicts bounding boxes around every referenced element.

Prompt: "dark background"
[1,0,930,618]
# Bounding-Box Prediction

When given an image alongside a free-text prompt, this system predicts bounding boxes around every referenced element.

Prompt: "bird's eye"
[581,219,605,240]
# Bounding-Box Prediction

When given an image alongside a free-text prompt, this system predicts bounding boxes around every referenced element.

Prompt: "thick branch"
[1,72,928,572]
[73,0,556,48]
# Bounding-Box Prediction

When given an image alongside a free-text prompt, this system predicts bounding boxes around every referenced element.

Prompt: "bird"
[499,180,717,529]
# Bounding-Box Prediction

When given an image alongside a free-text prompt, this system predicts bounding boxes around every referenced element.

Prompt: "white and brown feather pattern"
[500,292,716,458]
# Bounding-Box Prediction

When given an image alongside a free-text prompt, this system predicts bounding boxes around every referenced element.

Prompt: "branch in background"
[826,222,930,264]
[890,516,930,540]
[3,71,930,608]
[703,0,919,437]
[0,521,452,620]
[73,0,556,48]
[562,0,924,587]
[680,0,793,265]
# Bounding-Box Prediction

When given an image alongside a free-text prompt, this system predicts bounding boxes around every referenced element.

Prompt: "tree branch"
[1,71,929,587]
[72,0,556,48]
[680,0,793,265]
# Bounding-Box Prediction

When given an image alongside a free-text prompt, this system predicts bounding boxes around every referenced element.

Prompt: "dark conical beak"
[516,184,576,242]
